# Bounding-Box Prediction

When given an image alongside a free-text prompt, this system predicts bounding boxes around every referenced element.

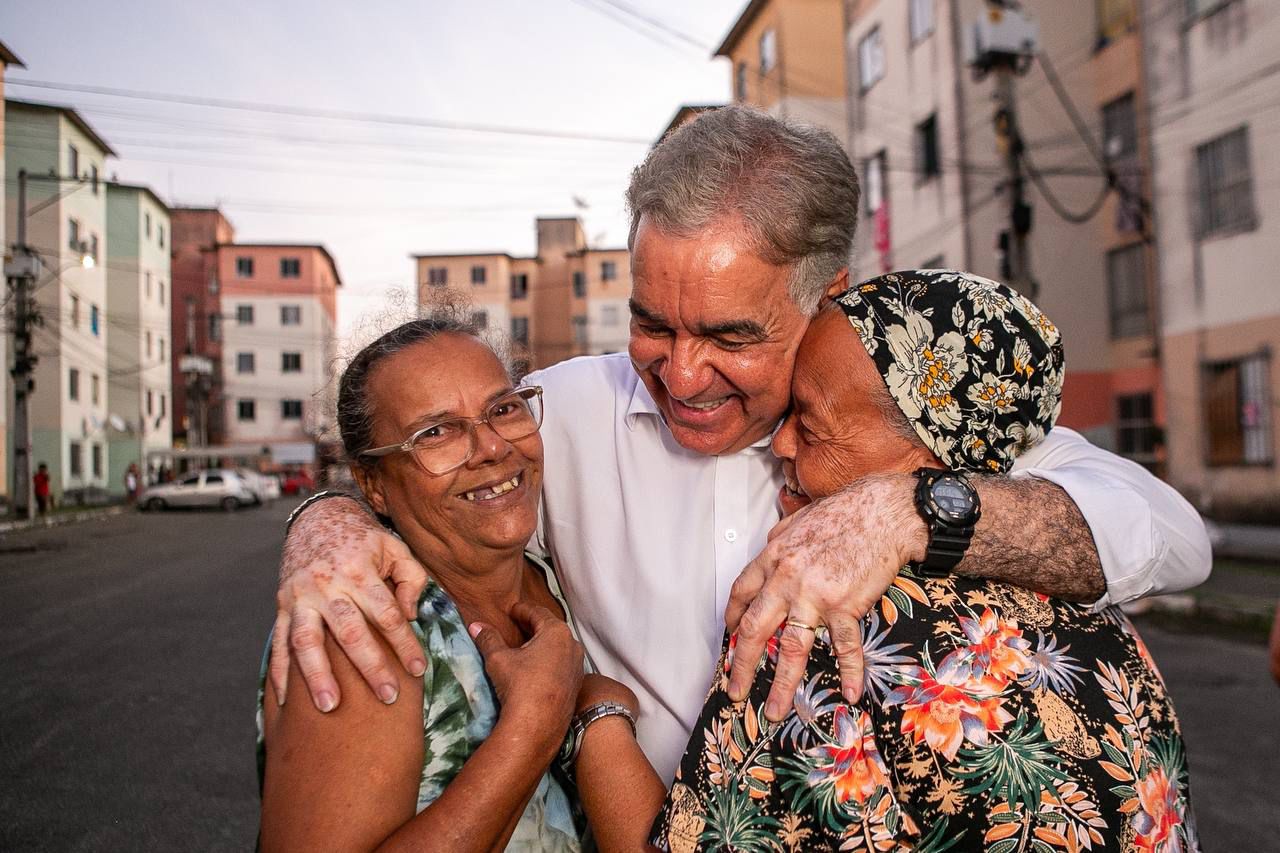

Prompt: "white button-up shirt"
[528,353,1210,783]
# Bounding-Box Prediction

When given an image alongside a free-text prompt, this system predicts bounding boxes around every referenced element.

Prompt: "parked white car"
[139,469,257,512]
[236,468,281,504]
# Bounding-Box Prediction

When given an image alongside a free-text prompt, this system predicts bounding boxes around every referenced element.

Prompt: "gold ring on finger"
[785,617,818,633]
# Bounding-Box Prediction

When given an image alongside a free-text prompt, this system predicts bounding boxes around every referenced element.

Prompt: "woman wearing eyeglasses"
[256,317,640,851]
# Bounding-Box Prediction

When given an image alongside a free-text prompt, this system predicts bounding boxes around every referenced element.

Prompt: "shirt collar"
[625,377,778,453]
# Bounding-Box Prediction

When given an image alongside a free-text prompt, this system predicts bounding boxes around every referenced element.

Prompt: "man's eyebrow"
[695,319,769,341]
[628,299,665,325]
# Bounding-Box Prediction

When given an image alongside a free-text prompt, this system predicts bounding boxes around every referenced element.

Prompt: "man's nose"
[771,413,797,461]
[661,337,713,399]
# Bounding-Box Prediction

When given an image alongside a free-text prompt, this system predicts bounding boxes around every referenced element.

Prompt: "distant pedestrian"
[33,463,51,515]
[1270,601,1280,687]
[124,464,140,505]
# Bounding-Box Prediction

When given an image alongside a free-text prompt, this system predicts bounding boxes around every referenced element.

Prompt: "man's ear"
[350,464,390,517]
[825,267,851,298]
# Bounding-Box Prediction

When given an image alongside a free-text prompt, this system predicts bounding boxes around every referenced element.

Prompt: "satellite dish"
[109,413,128,432]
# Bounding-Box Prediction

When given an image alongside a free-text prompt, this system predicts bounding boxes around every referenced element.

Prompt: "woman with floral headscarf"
[648,270,1199,853]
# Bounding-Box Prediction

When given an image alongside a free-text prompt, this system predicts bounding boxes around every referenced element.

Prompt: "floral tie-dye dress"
[650,568,1199,853]
[257,552,587,852]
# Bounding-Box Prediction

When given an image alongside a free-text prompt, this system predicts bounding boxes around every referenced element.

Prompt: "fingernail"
[276,690,286,707]
[409,659,427,677]
[765,701,782,720]
[467,623,482,638]
[378,684,399,705]
[316,691,337,713]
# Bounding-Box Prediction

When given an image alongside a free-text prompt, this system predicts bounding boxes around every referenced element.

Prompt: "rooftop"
[220,242,343,286]
[5,97,117,157]
[714,0,771,57]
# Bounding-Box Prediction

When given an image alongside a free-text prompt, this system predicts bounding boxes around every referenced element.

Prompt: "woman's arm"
[261,623,578,852]
[572,675,666,852]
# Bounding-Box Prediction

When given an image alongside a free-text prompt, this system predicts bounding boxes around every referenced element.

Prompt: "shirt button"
[724,529,738,542]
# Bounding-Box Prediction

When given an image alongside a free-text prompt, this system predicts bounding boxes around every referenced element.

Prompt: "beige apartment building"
[1143,0,1280,519]
[715,0,848,138]
[0,41,23,504]
[414,216,631,369]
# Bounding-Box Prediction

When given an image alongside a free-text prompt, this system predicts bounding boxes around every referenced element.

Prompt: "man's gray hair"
[625,105,860,315]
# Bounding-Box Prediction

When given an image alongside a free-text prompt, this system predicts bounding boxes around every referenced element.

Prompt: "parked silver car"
[139,469,257,512]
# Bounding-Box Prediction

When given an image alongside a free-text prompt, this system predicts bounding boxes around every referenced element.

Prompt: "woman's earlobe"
[825,268,851,298]
[351,465,389,516]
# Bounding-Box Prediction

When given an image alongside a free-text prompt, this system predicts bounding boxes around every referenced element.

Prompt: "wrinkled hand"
[470,602,585,740]
[270,496,429,712]
[724,473,926,720]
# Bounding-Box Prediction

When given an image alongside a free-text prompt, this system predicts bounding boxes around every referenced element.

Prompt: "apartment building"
[219,243,340,461]
[0,42,24,504]
[414,216,631,369]
[5,99,115,499]
[170,207,234,447]
[105,184,173,493]
[715,0,848,138]
[1143,0,1280,518]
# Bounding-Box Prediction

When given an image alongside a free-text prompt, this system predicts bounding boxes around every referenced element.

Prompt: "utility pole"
[6,169,44,520]
[966,1,1039,294]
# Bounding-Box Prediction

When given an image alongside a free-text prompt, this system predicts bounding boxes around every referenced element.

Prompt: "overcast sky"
[2,0,743,342]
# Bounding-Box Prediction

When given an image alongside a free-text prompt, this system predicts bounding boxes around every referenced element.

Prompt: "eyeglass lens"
[411,389,543,474]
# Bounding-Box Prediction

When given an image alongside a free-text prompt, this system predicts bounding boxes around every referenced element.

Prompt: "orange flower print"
[885,660,1014,761]
[956,607,1032,690]
[802,706,889,806]
[1133,766,1184,852]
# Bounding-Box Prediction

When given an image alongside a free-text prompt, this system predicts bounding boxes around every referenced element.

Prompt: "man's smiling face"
[627,214,812,456]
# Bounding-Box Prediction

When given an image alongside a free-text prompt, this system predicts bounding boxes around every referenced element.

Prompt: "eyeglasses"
[361,386,544,475]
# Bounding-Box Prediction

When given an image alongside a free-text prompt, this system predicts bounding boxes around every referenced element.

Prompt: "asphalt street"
[1,504,1278,850]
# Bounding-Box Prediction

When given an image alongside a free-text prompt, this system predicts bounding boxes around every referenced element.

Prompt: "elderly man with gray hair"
[271,106,1209,790]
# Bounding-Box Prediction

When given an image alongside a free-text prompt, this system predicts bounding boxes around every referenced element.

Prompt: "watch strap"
[557,701,636,778]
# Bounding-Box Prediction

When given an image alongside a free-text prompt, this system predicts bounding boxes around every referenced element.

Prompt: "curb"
[0,505,131,535]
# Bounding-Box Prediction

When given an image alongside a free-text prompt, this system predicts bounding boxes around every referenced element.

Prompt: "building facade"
[5,99,115,500]
[105,184,173,493]
[1144,0,1280,519]
[0,42,24,505]
[218,243,340,462]
[414,216,631,369]
[169,207,234,448]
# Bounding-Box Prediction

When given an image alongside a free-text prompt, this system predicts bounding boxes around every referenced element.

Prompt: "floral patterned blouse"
[257,552,588,852]
[650,568,1199,853]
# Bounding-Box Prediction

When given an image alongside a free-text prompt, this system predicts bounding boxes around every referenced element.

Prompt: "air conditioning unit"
[967,6,1039,70]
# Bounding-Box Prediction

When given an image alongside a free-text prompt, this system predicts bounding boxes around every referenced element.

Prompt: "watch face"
[932,477,976,522]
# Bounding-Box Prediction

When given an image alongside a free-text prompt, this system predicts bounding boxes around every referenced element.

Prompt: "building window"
[237,352,255,374]
[92,444,102,478]
[601,260,618,281]
[427,267,447,286]
[735,61,748,101]
[69,441,83,478]
[69,368,80,401]
[209,313,222,342]
[1204,352,1273,466]
[471,310,488,330]
[511,316,529,345]
[282,352,303,372]
[71,294,81,329]
[471,265,487,285]
[236,257,254,278]
[238,399,256,421]
[281,399,304,420]
[1195,127,1256,238]
[144,212,152,238]
[159,280,165,306]
[572,271,586,298]
[601,305,620,326]
[1102,93,1137,162]
[68,217,80,251]
[910,0,935,43]
[914,114,940,180]
[158,225,165,248]
[1097,0,1136,43]
[1106,244,1149,339]
[159,338,165,360]
[146,331,153,357]
[208,272,219,295]
[89,233,99,263]
[160,394,167,418]
[68,143,79,178]
[280,305,302,325]
[759,28,778,75]
[90,164,99,195]
[90,304,100,336]
[510,273,529,299]
[236,304,254,325]
[91,374,100,406]
[572,315,588,346]
[146,272,152,299]
[146,389,154,417]
[280,257,301,278]
[858,26,885,92]
[864,150,888,215]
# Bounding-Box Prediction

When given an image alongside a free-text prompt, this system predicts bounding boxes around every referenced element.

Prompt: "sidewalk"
[0,504,131,536]
[1137,521,1280,642]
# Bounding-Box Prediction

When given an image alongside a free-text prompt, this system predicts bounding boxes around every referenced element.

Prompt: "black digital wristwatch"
[909,467,981,578]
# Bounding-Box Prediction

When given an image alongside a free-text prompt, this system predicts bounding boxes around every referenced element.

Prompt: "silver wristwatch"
[557,701,636,778]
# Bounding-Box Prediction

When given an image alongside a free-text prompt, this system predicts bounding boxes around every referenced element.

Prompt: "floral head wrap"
[832,269,1065,474]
